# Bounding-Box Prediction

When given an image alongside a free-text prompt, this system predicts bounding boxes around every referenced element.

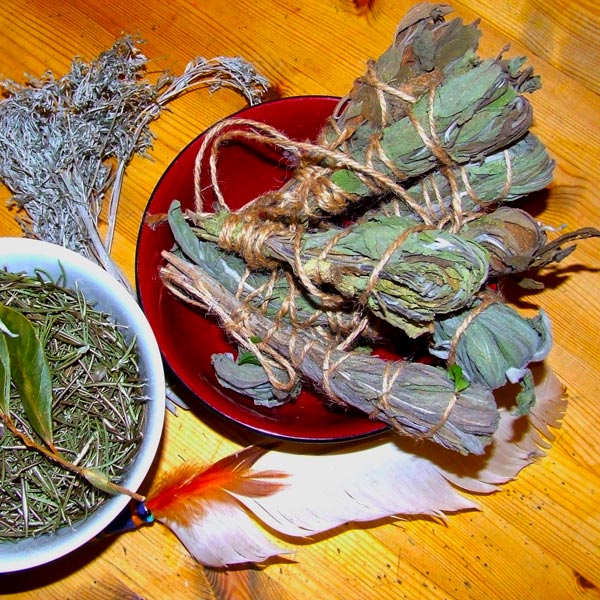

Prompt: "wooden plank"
[0,1,599,598]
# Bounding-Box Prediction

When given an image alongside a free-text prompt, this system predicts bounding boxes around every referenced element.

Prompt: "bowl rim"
[0,237,165,573]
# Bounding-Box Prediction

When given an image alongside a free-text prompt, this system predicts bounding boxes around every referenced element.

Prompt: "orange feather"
[146,446,289,527]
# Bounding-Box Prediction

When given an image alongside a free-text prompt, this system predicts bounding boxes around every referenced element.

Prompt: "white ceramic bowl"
[0,238,165,573]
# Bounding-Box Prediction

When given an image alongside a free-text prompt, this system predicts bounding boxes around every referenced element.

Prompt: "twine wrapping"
[160,251,500,455]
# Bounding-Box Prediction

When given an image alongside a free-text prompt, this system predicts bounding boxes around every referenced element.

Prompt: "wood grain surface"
[0,1,599,598]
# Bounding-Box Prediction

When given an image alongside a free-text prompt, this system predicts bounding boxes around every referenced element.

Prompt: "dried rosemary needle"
[0,269,146,540]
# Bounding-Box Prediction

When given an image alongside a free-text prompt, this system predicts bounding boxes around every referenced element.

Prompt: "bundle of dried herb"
[168,201,376,342]
[372,133,555,223]
[157,3,599,454]
[192,208,490,337]
[0,270,145,540]
[0,36,269,291]
[324,54,535,202]
[161,251,499,455]
[458,207,600,276]
[458,207,547,275]
[191,4,540,227]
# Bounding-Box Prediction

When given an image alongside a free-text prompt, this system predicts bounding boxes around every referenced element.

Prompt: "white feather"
[236,440,479,537]
[160,494,290,568]
[161,363,565,567]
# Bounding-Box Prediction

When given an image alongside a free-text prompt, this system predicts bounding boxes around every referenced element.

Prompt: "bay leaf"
[0,303,54,447]
[0,333,10,414]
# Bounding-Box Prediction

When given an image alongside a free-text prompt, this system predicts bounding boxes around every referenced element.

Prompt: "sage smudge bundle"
[189,4,543,226]
[158,3,599,453]
[161,252,499,455]
[0,270,146,539]
[193,209,491,337]
[371,133,555,222]
[167,201,370,342]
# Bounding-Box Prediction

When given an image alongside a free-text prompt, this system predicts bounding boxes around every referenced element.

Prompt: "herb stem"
[1,414,143,502]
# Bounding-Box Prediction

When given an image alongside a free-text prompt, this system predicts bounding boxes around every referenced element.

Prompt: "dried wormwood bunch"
[0,36,269,290]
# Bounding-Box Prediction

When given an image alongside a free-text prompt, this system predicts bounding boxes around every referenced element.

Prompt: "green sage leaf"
[211,352,300,408]
[167,200,206,265]
[0,303,54,447]
[448,364,470,393]
[238,350,261,366]
[513,369,536,416]
[431,303,552,392]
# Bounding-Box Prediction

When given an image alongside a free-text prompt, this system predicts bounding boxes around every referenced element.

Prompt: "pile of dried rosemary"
[0,270,145,540]
[160,4,598,454]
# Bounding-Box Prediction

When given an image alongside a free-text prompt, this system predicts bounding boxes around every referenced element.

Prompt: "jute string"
[447,291,501,368]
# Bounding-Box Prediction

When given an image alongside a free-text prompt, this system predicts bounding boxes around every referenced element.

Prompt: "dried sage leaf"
[212,352,300,408]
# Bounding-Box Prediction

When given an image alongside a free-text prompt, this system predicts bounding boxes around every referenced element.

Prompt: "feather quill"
[145,364,566,568]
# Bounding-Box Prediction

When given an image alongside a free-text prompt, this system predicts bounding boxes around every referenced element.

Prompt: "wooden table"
[1,1,599,598]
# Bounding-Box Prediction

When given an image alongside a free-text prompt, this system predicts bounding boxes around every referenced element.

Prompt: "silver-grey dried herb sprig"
[0,36,269,291]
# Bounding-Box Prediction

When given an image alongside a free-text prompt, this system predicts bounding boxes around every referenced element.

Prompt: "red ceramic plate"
[136,96,387,442]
